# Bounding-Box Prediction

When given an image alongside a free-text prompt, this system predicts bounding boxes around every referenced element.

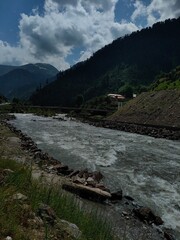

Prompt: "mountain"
[18,63,59,80]
[0,63,58,99]
[30,17,180,106]
[0,65,17,76]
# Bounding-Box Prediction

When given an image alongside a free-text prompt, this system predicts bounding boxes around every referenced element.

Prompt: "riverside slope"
[109,90,180,128]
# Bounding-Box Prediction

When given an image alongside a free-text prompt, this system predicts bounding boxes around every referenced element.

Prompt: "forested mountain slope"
[0,63,58,99]
[0,65,17,76]
[30,17,180,106]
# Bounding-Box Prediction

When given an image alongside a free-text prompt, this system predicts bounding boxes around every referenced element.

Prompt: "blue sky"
[0,0,44,44]
[0,0,179,70]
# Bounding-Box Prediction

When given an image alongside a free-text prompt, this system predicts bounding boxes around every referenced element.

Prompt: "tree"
[0,95,7,104]
[12,98,20,104]
[75,95,84,107]
[120,85,133,98]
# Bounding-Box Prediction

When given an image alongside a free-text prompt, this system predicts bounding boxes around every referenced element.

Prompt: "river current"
[11,113,180,237]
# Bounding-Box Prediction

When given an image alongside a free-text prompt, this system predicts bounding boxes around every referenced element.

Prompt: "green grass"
[0,158,116,240]
[0,104,12,114]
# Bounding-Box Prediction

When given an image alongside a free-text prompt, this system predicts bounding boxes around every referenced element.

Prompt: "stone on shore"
[110,190,123,201]
[133,207,164,226]
[62,183,111,202]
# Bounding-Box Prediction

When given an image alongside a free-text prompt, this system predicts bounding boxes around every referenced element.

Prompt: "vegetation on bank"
[0,102,57,117]
[0,95,7,104]
[0,123,116,240]
[150,65,180,91]
[0,160,114,240]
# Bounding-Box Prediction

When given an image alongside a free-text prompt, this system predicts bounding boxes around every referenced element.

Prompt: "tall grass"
[0,158,116,240]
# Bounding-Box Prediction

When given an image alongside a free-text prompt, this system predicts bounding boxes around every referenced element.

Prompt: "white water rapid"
[11,113,180,238]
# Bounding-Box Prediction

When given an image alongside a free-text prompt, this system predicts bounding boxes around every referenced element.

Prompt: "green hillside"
[151,65,180,91]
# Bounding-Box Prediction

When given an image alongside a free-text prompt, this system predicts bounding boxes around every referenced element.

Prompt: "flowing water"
[11,113,180,238]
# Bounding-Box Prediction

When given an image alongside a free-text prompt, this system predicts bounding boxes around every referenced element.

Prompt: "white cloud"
[0,40,30,66]
[131,0,180,26]
[131,1,147,22]
[0,0,139,70]
[51,0,79,6]
[0,0,180,70]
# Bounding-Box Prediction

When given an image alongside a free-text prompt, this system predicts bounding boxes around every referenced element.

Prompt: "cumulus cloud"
[0,0,180,70]
[82,0,118,12]
[0,0,139,70]
[132,0,180,26]
[51,0,79,6]
[0,40,36,66]
[131,1,147,22]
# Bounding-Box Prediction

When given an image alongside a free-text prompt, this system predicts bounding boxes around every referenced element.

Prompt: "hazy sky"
[0,0,179,70]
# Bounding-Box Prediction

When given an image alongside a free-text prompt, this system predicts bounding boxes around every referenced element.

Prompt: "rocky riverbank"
[0,120,83,240]
[81,119,180,140]
[69,90,180,140]
[107,90,180,140]
[0,115,177,240]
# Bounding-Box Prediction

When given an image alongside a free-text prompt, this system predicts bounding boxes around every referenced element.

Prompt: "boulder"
[72,175,86,184]
[68,170,79,178]
[51,164,69,173]
[61,169,74,176]
[12,193,28,202]
[86,177,96,187]
[8,136,21,145]
[56,219,82,239]
[155,216,164,225]
[92,171,103,182]
[134,207,154,222]
[122,211,129,216]
[95,183,110,192]
[5,237,12,240]
[133,207,164,225]
[124,195,134,201]
[78,169,89,179]
[110,190,123,201]
[164,231,175,240]
[62,183,111,203]
[33,151,42,159]
[3,169,14,175]
[37,204,56,225]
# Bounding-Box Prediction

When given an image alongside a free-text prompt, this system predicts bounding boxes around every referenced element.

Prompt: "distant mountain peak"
[0,62,59,100]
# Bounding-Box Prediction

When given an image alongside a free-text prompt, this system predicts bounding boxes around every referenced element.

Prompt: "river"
[11,113,180,238]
